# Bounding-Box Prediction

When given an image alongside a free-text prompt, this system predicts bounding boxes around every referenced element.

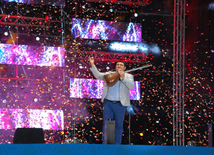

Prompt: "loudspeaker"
[208,123,213,147]
[104,120,115,144]
[13,128,45,144]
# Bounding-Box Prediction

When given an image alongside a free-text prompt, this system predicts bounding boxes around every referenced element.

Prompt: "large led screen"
[4,0,65,6]
[71,18,142,42]
[0,108,64,130]
[70,78,140,100]
[0,43,65,67]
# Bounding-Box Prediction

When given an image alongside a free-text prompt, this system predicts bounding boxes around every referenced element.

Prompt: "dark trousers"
[102,100,127,144]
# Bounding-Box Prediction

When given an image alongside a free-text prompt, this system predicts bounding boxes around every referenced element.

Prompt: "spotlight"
[134,13,138,17]
[36,37,40,41]
[4,32,8,36]
[126,105,135,115]
[208,3,214,10]
[82,5,85,9]
[109,9,113,12]
[34,98,38,102]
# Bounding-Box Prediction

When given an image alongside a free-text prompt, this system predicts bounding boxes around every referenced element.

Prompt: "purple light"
[29,109,64,130]
[0,108,64,130]
[71,18,142,42]
[70,78,141,100]
[0,43,65,67]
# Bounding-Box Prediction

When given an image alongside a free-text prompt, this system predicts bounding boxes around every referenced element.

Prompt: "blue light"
[126,105,136,115]
[149,44,161,55]
[138,44,149,53]
[109,41,161,55]
[209,3,214,10]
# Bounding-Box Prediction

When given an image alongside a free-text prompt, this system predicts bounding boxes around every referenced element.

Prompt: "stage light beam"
[208,3,214,10]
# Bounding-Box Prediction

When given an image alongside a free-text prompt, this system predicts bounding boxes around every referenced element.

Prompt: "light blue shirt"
[105,80,121,101]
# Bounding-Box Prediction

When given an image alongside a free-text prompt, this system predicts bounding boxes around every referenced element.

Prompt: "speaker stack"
[208,123,213,147]
[104,120,115,144]
[13,128,45,144]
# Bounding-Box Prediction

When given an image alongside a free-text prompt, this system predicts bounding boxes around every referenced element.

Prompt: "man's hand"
[88,56,95,67]
[118,70,125,80]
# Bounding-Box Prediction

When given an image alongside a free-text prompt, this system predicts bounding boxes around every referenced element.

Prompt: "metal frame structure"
[71,50,147,63]
[0,9,146,87]
[0,14,71,40]
[0,15,50,27]
[86,0,152,6]
[173,0,186,146]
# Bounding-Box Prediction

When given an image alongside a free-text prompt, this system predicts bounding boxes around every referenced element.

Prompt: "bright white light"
[34,98,38,102]
[139,44,149,53]
[109,42,148,53]
[4,32,8,36]
[79,65,83,69]
[2,99,6,103]
[109,42,161,56]
[36,37,40,41]
[109,42,138,52]
[82,5,85,9]
[106,66,110,70]
[109,9,113,12]
[134,13,138,17]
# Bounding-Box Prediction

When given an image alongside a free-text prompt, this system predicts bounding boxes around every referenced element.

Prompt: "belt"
[105,99,120,103]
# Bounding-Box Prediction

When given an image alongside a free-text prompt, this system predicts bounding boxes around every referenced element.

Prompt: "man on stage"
[88,56,134,144]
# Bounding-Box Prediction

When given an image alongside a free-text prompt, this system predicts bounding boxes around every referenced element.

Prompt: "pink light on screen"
[70,78,140,100]
[71,18,142,42]
[0,43,65,67]
[0,108,64,130]
[29,109,64,130]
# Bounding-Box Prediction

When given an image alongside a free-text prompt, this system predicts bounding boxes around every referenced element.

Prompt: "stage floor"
[0,144,213,155]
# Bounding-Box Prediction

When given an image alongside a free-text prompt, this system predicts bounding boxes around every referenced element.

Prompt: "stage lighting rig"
[86,0,152,6]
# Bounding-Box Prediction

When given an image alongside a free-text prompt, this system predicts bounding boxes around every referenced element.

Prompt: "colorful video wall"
[70,78,141,100]
[0,43,65,67]
[71,18,142,42]
[0,108,64,130]
[4,0,65,6]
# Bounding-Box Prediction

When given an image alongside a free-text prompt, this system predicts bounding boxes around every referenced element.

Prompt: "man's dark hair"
[115,61,127,67]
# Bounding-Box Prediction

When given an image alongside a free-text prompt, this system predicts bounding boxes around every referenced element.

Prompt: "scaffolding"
[173,0,186,146]
[86,0,151,6]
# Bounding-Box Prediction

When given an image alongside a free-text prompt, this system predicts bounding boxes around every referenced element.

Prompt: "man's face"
[115,62,126,72]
